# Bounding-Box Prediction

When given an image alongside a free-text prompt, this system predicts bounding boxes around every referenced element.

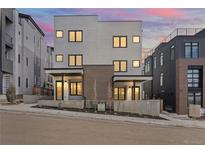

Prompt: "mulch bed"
[32,105,166,120]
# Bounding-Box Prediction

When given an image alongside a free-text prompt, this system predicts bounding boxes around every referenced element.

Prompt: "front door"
[132,86,140,100]
[56,81,63,100]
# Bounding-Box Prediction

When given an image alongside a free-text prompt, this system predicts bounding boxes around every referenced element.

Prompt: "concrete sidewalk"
[0,103,205,129]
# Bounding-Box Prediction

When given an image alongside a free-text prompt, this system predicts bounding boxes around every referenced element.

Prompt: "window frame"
[113,60,127,72]
[56,30,64,38]
[113,87,126,100]
[68,30,83,42]
[132,35,140,44]
[132,60,140,68]
[18,54,21,63]
[170,45,175,60]
[185,42,199,58]
[153,57,157,69]
[113,36,127,48]
[68,54,83,66]
[18,76,21,87]
[160,73,164,87]
[26,57,28,66]
[55,54,64,62]
[26,78,28,88]
[69,81,82,96]
[160,52,164,66]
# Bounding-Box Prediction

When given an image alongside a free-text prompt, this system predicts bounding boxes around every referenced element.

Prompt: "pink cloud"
[37,21,53,33]
[142,8,185,18]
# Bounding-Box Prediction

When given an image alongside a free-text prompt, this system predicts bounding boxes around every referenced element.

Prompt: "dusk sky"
[18,8,205,50]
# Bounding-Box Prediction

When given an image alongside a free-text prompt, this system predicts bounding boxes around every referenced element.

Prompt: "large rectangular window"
[114,87,126,100]
[68,30,83,42]
[187,68,202,88]
[185,42,199,58]
[113,36,127,48]
[70,82,82,96]
[188,92,201,105]
[68,55,82,66]
[113,60,127,72]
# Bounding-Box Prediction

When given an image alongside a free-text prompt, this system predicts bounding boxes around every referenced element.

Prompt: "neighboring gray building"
[0,8,15,94]
[0,8,51,95]
[143,28,205,114]
[46,15,151,101]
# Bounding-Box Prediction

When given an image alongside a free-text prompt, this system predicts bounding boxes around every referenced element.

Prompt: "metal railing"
[147,28,204,56]
[5,33,13,46]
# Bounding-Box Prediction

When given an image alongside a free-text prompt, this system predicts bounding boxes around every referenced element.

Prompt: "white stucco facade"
[54,15,142,75]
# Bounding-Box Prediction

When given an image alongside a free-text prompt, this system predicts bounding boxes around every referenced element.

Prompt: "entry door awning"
[113,75,152,82]
[45,68,83,76]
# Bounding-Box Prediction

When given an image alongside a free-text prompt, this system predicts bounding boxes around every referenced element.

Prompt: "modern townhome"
[143,28,205,114]
[45,15,152,102]
[0,8,52,96]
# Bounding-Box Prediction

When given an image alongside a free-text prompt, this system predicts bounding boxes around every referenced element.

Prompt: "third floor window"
[185,42,199,58]
[68,30,83,42]
[113,36,127,48]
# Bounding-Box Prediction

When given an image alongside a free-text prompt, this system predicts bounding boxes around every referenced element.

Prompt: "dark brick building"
[143,28,205,114]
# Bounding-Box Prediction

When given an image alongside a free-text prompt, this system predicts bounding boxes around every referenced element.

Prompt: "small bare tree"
[6,84,16,104]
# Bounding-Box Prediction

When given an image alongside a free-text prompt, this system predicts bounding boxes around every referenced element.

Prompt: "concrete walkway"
[0,103,205,129]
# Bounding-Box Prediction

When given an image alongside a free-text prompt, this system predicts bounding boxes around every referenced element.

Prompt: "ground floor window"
[188,92,202,106]
[114,87,126,100]
[70,82,82,96]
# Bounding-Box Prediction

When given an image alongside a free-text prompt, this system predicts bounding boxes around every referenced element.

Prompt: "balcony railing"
[162,28,203,43]
[147,28,204,55]
[5,33,13,47]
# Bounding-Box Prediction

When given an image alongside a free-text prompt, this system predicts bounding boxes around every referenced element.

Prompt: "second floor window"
[113,36,127,48]
[68,55,82,66]
[185,42,199,58]
[68,30,83,42]
[56,54,63,62]
[160,52,163,66]
[113,60,127,72]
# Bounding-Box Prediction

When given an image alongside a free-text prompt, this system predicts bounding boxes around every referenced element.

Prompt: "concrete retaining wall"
[0,95,8,102]
[114,100,161,117]
[85,100,113,109]
[23,95,53,104]
[37,100,84,109]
